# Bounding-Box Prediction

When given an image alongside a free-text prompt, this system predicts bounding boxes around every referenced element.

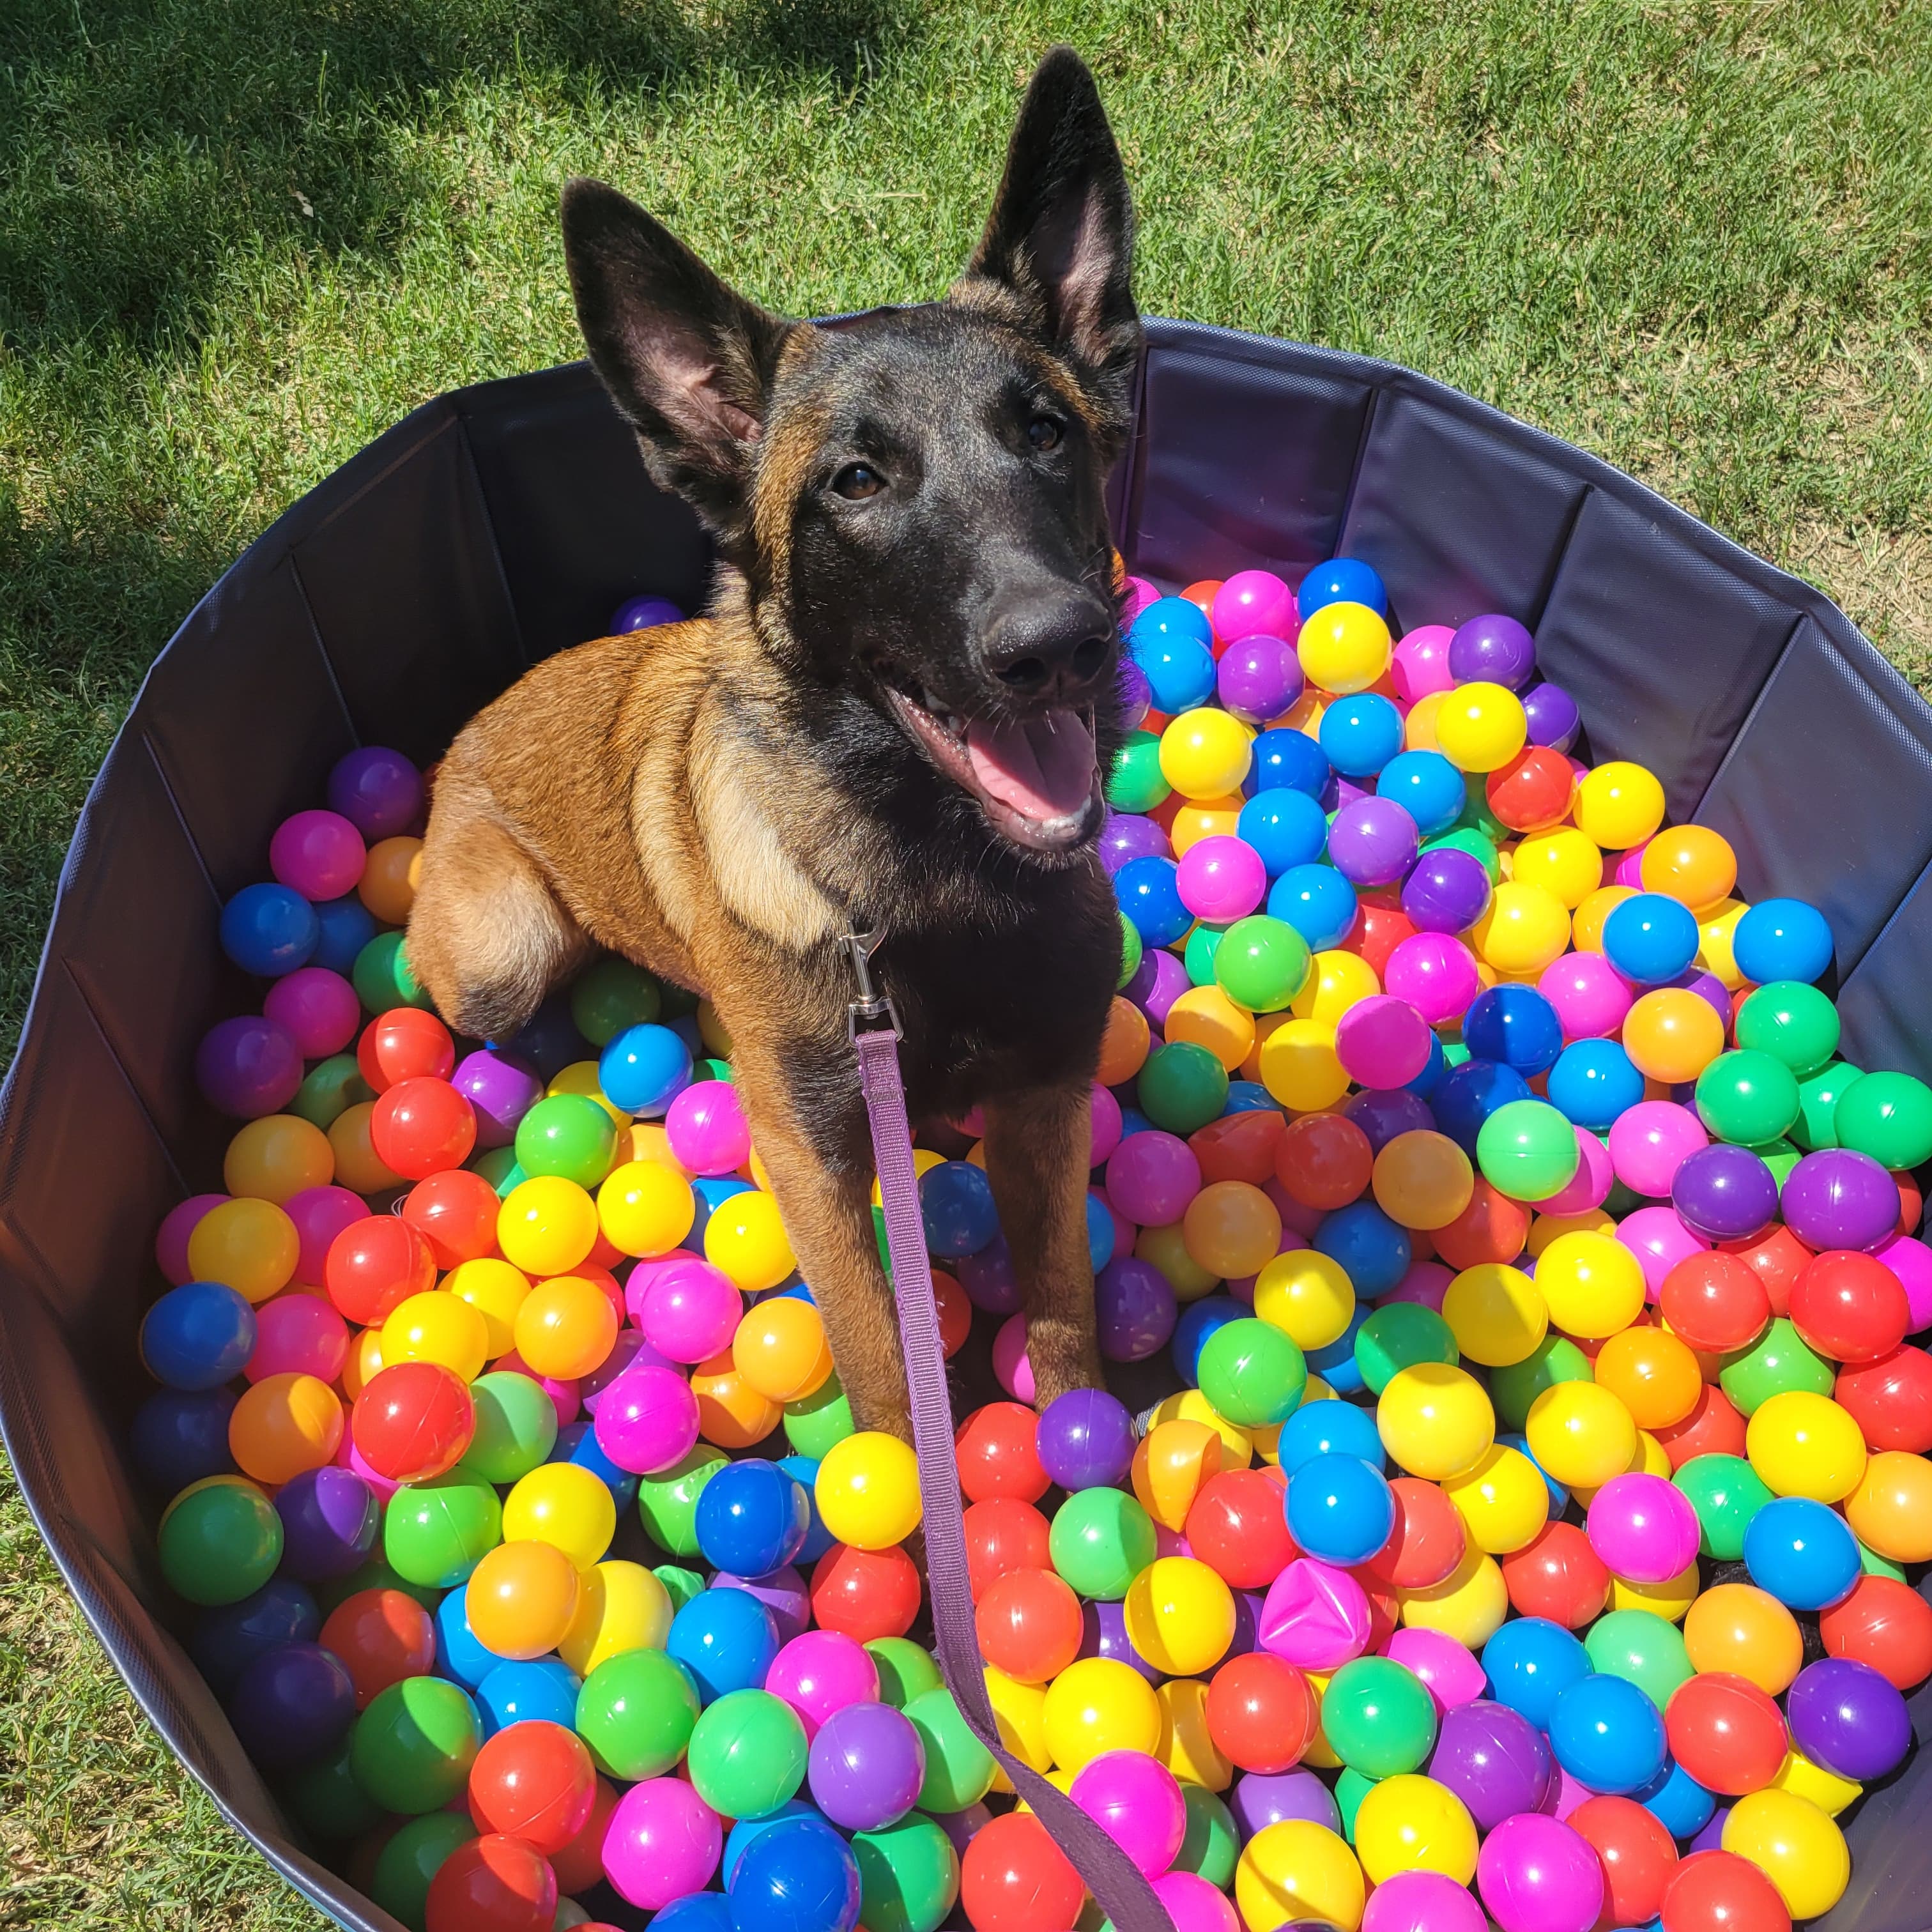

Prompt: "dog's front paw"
[1023,1317,1107,1413]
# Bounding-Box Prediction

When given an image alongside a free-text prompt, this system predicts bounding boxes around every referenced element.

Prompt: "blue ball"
[1314,1200,1412,1298]
[1298,557,1388,620]
[1377,751,1467,838]
[919,1160,1000,1257]
[130,1386,237,1491]
[218,882,319,977]
[1462,985,1565,1077]
[1482,1616,1592,1731]
[1733,899,1834,988]
[1269,864,1359,951]
[1172,1296,1246,1384]
[1116,1105,1154,1141]
[499,993,590,1080]
[1287,1453,1395,1566]
[1137,634,1217,714]
[668,1583,783,1702]
[696,1460,810,1577]
[1225,1080,1277,1114]
[1116,855,1191,947]
[433,1588,499,1689]
[777,1455,838,1564]
[1432,1059,1535,1155]
[1130,595,1215,654]
[1635,1757,1717,1842]
[657,1896,738,1932]
[1603,893,1701,986]
[1237,789,1329,877]
[309,894,377,974]
[139,1280,257,1391]
[723,1798,822,1885]
[1547,1039,1646,1130]
[476,1656,581,1736]
[190,1580,320,1696]
[728,1813,863,1932]
[1085,1191,1116,1271]
[684,1174,753,1252]
[1406,1034,1449,1101]
[1307,1305,1371,1395]
[1275,1396,1386,1474]
[1249,726,1332,799]
[1743,1495,1862,1611]
[1549,1673,1667,1796]
[599,1022,693,1116]
[550,1419,640,1509]
[1318,694,1405,778]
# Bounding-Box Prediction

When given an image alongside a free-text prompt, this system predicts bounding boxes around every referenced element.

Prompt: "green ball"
[905,1685,997,1813]
[1754,1138,1802,1189]
[1735,981,1841,1078]
[696,1055,733,1083]
[785,1373,856,1458]
[1118,911,1143,991]
[1455,779,1510,843]
[1336,1765,1377,1844]
[1214,914,1312,1014]
[1674,1452,1774,1561]
[1138,1040,1230,1133]
[1790,1061,1862,1151]
[686,1687,809,1816]
[1859,1538,1908,1582]
[1695,1049,1800,1146]
[351,1676,481,1814]
[1424,827,1501,885]
[464,1370,559,1483]
[636,1444,728,1558]
[868,1637,943,1710]
[1197,1317,1308,1427]
[290,1052,371,1129]
[1719,1317,1835,1415]
[368,1810,474,1932]
[1475,1098,1580,1202]
[352,930,431,1011]
[654,1563,707,1611]
[158,1478,284,1606]
[1835,1070,1932,1170]
[383,1468,502,1588]
[1319,1655,1438,1777]
[570,956,662,1046]
[1355,1305,1459,1398]
[515,1092,619,1188]
[576,1646,702,1779]
[1185,921,1229,989]
[1584,1609,1691,1710]
[314,1554,441,1618]
[1490,1333,1592,1431]
[852,1813,961,1932]
[1107,731,1170,812]
[1048,1487,1158,1599]
[1174,1781,1240,1885]
[281,1738,385,1842]
[473,1146,525,1195]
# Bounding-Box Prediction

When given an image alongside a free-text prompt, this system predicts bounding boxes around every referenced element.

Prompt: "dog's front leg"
[983,1083,1105,1409]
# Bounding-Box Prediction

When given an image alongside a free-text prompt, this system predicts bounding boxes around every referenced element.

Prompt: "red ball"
[1486,745,1576,833]
[549,1776,619,1896]
[1660,1849,1791,1932]
[358,1007,456,1093]
[1274,1113,1373,1211]
[1659,1252,1770,1354]
[1342,900,1418,979]
[424,1832,556,1932]
[370,1077,478,1181]
[1361,1476,1466,1590]
[933,1268,971,1358]
[1818,1574,1932,1690]
[351,1361,476,1483]
[960,1810,1085,1932]
[325,1215,436,1326]
[1652,1383,1748,1469]
[1430,1179,1531,1273]
[1717,1224,1813,1319]
[976,1567,1084,1684]
[1190,1109,1288,1188]
[1789,1248,1910,1364]
[954,1402,1050,1503]
[317,1588,436,1708]
[402,1169,504,1269]
[1835,1344,1932,1452]
[1185,1468,1299,1590]
[467,1719,596,1855]
[1205,1651,1319,1772]
[1570,1795,1678,1926]
[809,1544,921,1642]
[964,1498,1053,1598]
[1499,1519,1611,1629]
[1662,1673,1788,1796]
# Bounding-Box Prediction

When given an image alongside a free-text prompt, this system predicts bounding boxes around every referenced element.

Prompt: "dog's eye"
[1027,415,1064,452]
[833,463,884,500]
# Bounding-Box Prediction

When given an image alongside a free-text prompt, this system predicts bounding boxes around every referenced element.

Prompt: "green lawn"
[2,0,1929,1920]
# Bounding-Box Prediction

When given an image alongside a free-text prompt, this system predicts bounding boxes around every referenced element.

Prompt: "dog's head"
[561,48,1139,861]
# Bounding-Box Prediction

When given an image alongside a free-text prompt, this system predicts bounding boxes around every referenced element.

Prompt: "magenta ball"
[1090,1084,1124,1167]
[1211,571,1296,645]
[1258,1559,1371,1671]
[1874,1232,1932,1330]
[1537,1129,1614,1218]
[196,1015,303,1118]
[664,1078,751,1177]
[1538,952,1632,1040]
[1217,634,1303,724]
[1107,1130,1202,1225]
[452,1048,544,1150]
[1069,1747,1188,1878]
[1327,795,1420,887]
[1614,843,1650,889]
[1154,1870,1241,1932]
[326,746,424,841]
[764,1630,880,1740]
[1177,835,1268,923]
[263,966,361,1059]
[1614,1204,1711,1299]
[269,809,367,901]
[637,1256,742,1363]
[1384,933,1481,1027]
[1383,1261,1453,1311]
[247,1292,349,1383]
[1392,625,1457,703]
[1384,1628,1487,1712]
[1336,994,1432,1089]
[1363,1870,1488,1932]
[1586,1472,1701,1583]
[156,1194,226,1284]
[992,1311,1035,1404]
[286,1184,368,1287]
[1606,1100,1708,1198]
[591,1363,700,1475]
[601,1775,722,1910]
[1476,1813,1605,1932]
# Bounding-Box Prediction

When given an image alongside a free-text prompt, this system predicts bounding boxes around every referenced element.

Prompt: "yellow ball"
[514,1274,620,1381]
[1377,1364,1495,1482]
[1609,1556,1701,1621]
[1442,1444,1551,1556]
[1124,1557,1236,1676]
[502,1462,617,1571]
[498,1176,599,1276]
[1040,1657,1162,1774]
[223,1114,334,1203]
[1255,1250,1357,1352]
[597,1159,695,1258]
[381,1290,490,1383]
[1397,1546,1511,1647]
[985,1666,1052,1782]
[1160,707,1254,800]
[1353,1774,1478,1886]
[1845,1448,1932,1563]
[464,1538,582,1660]
[1298,602,1392,697]
[696,999,733,1058]
[1290,949,1382,1026]
[1166,986,1257,1073]
[1534,1230,1646,1340]
[444,1257,530,1360]
[1572,884,1636,953]
[1574,761,1667,849]
[1434,682,1528,773]
[1770,1747,1862,1819]
[1257,1017,1350,1111]
[1171,799,1246,855]
[1722,1789,1850,1920]
[1746,1390,1867,1503]
[1156,1676,1233,1791]
[558,1559,673,1677]
[815,1431,921,1550]
[549,1060,630,1126]
[187,1197,298,1305]
[1441,1264,1547,1367]
[1526,1381,1638,1489]
[703,1188,796,1293]
[1237,1819,1365,1932]
[1697,898,1751,991]
[1622,988,1727,1085]
[1471,882,1571,975]
[1508,828,1604,910]
[1138,1220,1224,1302]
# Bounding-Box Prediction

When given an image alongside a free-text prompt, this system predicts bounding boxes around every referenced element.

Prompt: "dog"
[406,47,1141,1441]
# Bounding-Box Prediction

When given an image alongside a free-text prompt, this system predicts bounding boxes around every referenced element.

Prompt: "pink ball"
[765,1629,880,1741]
[992,1311,1035,1404]
[624,1248,698,1323]
[1614,841,1650,889]
[663,1079,751,1177]
[592,1363,700,1475]
[1070,1747,1188,1878]
[1537,1128,1614,1218]
[1122,575,1160,628]
[1585,1472,1701,1583]
[1383,1260,1453,1311]
[1384,1628,1487,1712]
[1153,1869,1240,1932]
[1335,994,1432,1089]
[637,1255,742,1363]
[1384,933,1480,1026]
[1545,1765,1591,1821]
[601,1775,722,1910]
[1211,569,1296,647]
[1538,952,1634,1040]
[155,1193,226,1285]
[263,967,362,1058]
[1090,1084,1124,1167]
[342,1435,401,1503]
[247,1291,349,1384]
[1476,1814,1605,1932]
[1616,1204,1712,1300]
[1267,1177,1327,1239]
[1391,625,1457,702]
[1106,1130,1202,1225]
[1363,1869,1488,1932]
[284,1185,370,1287]
[581,1328,666,1409]
[1258,1559,1371,1669]
[1176,835,1267,922]
[269,808,367,901]
[1874,1232,1932,1331]
[1607,1101,1709,1197]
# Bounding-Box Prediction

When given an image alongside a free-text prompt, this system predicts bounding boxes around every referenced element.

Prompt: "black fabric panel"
[1836,868,1932,1087]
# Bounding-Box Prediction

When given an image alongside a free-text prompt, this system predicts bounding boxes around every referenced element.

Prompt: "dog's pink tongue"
[965,709,1096,822]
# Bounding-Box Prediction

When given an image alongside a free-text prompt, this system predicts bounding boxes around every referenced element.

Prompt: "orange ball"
[1593,1327,1704,1431]
[1098,997,1152,1086]
[358,836,423,923]
[464,1538,583,1660]
[1683,1583,1804,1694]
[1623,988,1726,1084]
[513,1275,620,1381]
[1133,1419,1223,1531]
[1183,1181,1284,1279]
[732,1296,835,1403]
[229,1371,342,1483]
[1640,825,1738,912]
[691,1349,783,1450]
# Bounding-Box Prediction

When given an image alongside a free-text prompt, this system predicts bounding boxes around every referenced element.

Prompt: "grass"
[0,0,1928,1920]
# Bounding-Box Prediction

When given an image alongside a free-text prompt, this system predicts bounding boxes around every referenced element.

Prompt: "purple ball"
[1448,614,1537,690]
[1218,634,1303,724]
[713,1567,810,1643]
[1782,1148,1901,1252]
[1671,1144,1780,1243]
[326,747,424,841]
[1036,1389,1137,1489]
[1100,810,1170,878]
[1428,1699,1555,1831]
[1523,681,1581,752]
[1344,1087,1436,1155]
[612,595,686,632]
[956,1232,1022,1315]
[274,1466,379,1581]
[1328,797,1420,887]
[1117,657,1152,730]
[1785,1657,1912,1782]
[1689,1806,1731,1855]
[807,1699,926,1830]
[1123,947,1191,1029]
[1230,1768,1342,1837]
[1080,1597,1162,1683]
[1402,847,1493,934]
[195,1015,303,1118]
[1096,1256,1179,1361]
[935,1802,993,1857]
[453,1047,545,1149]
[226,1641,357,1768]
[1227,1590,1262,1660]
[1675,967,1736,1029]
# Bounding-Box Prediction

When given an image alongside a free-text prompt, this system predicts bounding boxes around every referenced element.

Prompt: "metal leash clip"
[841,924,902,1041]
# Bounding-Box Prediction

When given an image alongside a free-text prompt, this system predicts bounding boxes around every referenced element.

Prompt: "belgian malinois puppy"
[408,48,1140,1439]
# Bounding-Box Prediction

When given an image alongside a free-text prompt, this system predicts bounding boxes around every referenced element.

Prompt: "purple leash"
[844,931,1174,1932]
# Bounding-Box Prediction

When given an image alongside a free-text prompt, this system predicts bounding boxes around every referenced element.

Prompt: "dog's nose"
[981,591,1117,702]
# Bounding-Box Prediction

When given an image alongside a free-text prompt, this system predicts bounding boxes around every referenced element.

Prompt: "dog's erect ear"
[955,47,1140,436]
[561,177,797,542]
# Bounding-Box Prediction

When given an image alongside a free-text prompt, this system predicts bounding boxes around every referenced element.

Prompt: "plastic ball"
[816,1432,921,1551]
[1659,1848,1792,1932]
[1475,1099,1580,1204]
[1526,1382,1638,1491]
[1299,600,1392,696]
[1549,1671,1667,1795]
[1585,1473,1701,1583]
[1742,1495,1860,1609]
[1235,1818,1367,1932]
[1744,1390,1867,1503]
[1721,1789,1848,1920]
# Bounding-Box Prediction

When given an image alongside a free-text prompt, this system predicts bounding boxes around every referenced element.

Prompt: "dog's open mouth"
[878,675,1101,852]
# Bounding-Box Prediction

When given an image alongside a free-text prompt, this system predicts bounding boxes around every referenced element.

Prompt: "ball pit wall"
[2,316,1930,1930]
